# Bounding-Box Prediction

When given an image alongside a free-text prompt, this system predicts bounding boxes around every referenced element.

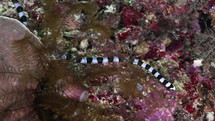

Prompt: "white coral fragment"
[206,112,214,121]
[104,4,116,13]
[193,59,203,67]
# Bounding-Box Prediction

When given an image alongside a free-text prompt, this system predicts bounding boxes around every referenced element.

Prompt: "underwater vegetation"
[0,0,215,121]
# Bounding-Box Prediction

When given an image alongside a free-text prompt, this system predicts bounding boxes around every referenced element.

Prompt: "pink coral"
[121,6,144,27]
[96,0,110,8]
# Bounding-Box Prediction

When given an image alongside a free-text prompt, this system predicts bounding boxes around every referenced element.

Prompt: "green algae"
[64,2,113,43]
[123,0,136,6]
[62,2,98,17]
[40,1,113,54]
[81,23,113,43]
[156,58,179,73]
[40,0,63,50]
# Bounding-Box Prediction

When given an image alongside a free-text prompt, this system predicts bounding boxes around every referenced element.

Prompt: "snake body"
[11,0,176,91]
[69,56,176,91]
[12,0,28,25]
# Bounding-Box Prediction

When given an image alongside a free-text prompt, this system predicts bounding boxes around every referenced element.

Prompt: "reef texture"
[0,0,215,121]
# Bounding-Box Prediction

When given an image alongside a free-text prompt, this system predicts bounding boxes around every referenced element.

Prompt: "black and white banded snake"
[11,0,176,91]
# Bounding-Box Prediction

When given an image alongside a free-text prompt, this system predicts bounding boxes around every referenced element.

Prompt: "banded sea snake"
[11,1,176,91]
[12,0,28,26]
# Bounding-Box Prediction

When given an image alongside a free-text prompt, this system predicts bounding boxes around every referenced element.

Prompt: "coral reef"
[0,0,215,121]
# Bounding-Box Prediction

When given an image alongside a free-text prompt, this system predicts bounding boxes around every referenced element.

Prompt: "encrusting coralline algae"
[0,0,215,121]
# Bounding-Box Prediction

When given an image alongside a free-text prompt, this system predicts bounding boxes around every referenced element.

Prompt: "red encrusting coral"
[96,0,110,8]
[1,0,215,120]
[121,6,144,27]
